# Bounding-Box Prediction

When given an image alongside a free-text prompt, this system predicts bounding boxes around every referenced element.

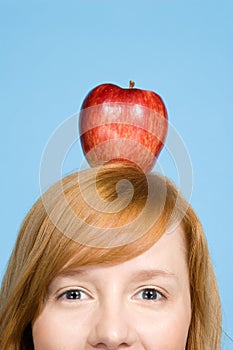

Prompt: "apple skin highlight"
[79,83,168,173]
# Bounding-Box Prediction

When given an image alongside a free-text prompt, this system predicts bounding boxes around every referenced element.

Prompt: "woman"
[0,163,221,349]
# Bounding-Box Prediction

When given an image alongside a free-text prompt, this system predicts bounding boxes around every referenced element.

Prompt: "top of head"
[40,162,190,250]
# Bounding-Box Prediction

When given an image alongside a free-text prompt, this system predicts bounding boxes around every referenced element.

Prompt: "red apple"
[79,81,168,173]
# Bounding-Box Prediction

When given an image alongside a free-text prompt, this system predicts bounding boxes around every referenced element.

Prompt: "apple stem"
[129,80,135,88]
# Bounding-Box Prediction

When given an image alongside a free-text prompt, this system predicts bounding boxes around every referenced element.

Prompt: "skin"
[32,225,191,350]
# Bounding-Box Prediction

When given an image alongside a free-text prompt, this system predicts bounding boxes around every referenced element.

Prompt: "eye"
[135,288,165,301]
[58,289,90,301]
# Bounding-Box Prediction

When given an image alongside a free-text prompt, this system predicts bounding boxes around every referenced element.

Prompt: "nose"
[87,299,137,349]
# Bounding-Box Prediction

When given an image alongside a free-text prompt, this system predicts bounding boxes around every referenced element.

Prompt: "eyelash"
[135,288,166,302]
[58,289,90,301]
[57,288,166,302]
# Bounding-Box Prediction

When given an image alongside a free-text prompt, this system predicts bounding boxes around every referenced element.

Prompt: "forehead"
[58,224,187,281]
[132,224,187,269]
[111,224,187,275]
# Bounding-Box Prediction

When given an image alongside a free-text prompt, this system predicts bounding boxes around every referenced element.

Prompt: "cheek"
[32,307,91,350]
[135,302,191,349]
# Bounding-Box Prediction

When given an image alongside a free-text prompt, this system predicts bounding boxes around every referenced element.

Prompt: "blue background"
[1,1,232,347]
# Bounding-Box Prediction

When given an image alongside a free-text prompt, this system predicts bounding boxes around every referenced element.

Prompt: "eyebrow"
[58,269,89,278]
[128,269,178,282]
[57,268,177,281]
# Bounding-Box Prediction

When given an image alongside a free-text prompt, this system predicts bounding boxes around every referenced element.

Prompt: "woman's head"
[0,163,221,349]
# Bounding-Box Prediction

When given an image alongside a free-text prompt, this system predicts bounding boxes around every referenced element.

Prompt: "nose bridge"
[88,289,136,347]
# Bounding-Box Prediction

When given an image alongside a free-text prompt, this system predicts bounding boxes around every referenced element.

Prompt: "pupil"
[67,290,81,299]
[142,289,157,300]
